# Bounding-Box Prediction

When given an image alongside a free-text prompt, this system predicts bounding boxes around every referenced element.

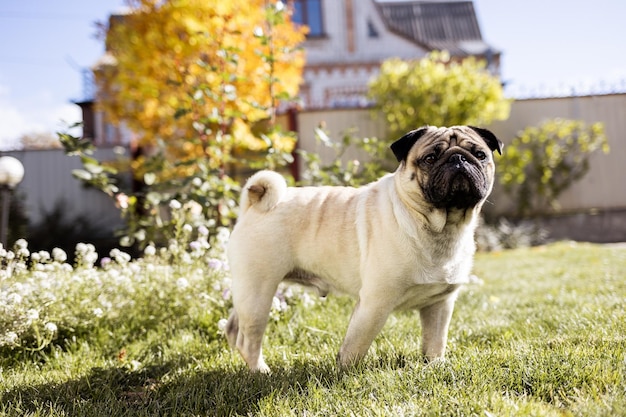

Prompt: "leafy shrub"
[298,127,393,187]
[0,203,313,360]
[368,51,510,140]
[60,3,302,249]
[476,218,548,252]
[25,198,120,260]
[497,118,609,217]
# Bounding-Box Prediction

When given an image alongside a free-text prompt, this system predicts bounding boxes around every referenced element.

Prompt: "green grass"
[1,242,625,416]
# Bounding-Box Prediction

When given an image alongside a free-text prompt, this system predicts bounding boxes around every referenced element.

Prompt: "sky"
[0,0,625,150]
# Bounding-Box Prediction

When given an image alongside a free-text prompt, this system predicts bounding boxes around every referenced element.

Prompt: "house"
[77,0,498,146]
[294,0,500,108]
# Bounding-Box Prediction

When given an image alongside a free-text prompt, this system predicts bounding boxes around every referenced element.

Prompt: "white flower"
[31,252,41,262]
[176,278,190,290]
[97,294,113,310]
[7,292,22,305]
[37,251,51,262]
[217,227,230,243]
[26,309,39,321]
[217,318,228,333]
[52,248,67,263]
[168,242,179,254]
[183,224,193,233]
[169,199,182,210]
[115,193,129,209]
[144,245,156,256]
[44,322,58,333]
[93,308,104,318]
[75,242,87,254]
[86,253,98,266]
[134,229,146,242]
[301,291,316,308]
[15,239,28,249]
[33,270,49,282]
[110,249,131,264]
[4,331,19,345]
[208,258,224,270]
[180,252,192,264]
[198,225,209,236]
[184,201,203,218]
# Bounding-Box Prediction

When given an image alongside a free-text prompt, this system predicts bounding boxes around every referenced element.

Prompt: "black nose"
[448,154,467,164]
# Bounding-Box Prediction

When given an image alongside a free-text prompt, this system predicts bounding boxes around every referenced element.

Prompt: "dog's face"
[391,126,503,210]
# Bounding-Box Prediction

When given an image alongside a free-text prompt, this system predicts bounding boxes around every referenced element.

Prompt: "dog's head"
[391,125,502,211]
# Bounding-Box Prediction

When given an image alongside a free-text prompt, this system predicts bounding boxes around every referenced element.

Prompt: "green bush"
[0,204,312,361]
[368,51,510,139]
[298,127,392,187]
[498,118,609,217]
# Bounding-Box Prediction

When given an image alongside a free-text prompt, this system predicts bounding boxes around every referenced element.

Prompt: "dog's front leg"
[419,295,457,361]
[337,297,393,367]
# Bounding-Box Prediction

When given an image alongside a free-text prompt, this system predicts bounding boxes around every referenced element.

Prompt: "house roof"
[375,0,497,56]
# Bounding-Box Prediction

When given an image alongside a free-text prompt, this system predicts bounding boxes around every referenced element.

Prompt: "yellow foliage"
[96,0,305,171]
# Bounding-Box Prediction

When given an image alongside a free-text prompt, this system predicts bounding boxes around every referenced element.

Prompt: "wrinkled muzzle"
[425,152,489,209]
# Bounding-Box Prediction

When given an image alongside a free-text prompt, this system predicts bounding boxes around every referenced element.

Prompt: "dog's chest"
[394,283,460,310]
[409,256,472,285]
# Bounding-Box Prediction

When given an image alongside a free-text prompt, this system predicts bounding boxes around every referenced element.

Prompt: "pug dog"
[225,125,502,372]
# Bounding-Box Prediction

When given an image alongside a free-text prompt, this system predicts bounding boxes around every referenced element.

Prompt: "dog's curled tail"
[239,170,287,215]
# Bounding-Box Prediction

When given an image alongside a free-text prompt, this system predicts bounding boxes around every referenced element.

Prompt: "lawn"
[1,241,625,416]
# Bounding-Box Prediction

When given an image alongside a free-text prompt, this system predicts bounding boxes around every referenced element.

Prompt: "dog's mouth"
[424,153,488,209]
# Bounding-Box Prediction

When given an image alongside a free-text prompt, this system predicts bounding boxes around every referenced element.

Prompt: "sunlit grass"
[1,242,624,416]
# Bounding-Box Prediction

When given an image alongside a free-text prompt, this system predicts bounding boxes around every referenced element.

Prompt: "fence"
[291,93,626,241]
[294,93,626,215]
[6,148,125,232]
[6,92,626,242]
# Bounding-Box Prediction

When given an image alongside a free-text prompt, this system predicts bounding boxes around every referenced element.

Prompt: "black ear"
[468,126,503,155]
[390,127,430,162]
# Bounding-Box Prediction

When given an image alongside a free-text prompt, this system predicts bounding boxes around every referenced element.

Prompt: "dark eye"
[424,154,437,164]
[475,150,487,160]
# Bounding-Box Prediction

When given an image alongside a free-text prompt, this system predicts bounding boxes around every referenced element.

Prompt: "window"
[367,19,379,38]
[292,0,324,37]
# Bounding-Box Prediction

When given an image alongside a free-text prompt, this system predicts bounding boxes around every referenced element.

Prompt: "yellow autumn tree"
[95,0,306,178]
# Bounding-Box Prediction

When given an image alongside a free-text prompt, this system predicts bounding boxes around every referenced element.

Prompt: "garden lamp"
[0,156,25,248]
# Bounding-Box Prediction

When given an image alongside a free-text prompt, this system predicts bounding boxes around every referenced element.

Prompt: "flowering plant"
[0,204,314,358]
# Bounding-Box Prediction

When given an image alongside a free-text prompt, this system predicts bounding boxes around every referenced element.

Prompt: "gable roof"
[375,1,496,56]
